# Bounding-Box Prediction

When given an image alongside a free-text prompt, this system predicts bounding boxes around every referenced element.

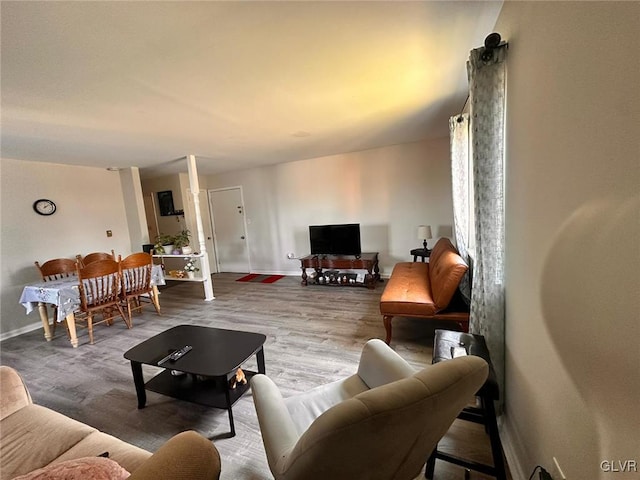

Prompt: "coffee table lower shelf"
[145,369,256,409]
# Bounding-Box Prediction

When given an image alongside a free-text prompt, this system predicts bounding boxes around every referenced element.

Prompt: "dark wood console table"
[300,252,380,289]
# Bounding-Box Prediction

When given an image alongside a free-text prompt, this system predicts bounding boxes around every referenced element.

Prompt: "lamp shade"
[417,225,432,240]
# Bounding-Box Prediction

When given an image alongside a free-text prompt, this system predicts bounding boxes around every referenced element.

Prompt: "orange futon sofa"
[380,238,469,344]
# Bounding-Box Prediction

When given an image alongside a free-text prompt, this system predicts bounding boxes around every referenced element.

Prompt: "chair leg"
[118,303,131,329]
[88,313,94,345]
[126,299,134,327]
[425,448,437,479]
[59,318,71,339]
[150,287,161,315]
[483,395,507,480]
[104,307,114,326]
[152,295,161,315]
[50,306,70,338]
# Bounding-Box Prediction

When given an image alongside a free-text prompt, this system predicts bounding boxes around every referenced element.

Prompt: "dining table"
[19,264,165,348]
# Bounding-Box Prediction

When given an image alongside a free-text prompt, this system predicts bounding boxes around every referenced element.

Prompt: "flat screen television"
[309,223,361,256]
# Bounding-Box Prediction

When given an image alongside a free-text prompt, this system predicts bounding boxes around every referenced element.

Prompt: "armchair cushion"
[1,404,100,477]
[356,338,415,388]
[256,339,414,437]
[284,375,368,436]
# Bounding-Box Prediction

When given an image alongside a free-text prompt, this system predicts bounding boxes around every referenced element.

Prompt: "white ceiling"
[1,1,502,178]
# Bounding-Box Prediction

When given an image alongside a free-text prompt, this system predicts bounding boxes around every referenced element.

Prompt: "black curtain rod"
[457,32,507,123]
[456,95,469,123]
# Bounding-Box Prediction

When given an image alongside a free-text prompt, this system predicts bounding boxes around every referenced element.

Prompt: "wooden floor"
[1,273,510,480]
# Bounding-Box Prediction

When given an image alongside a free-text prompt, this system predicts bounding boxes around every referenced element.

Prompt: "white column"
[186,155,215,301]
[119,167,150,253]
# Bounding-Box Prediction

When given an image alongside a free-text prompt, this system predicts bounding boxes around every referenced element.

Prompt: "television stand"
[300,253,380,289]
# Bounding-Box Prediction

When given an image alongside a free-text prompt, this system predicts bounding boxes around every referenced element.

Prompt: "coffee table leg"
[257,347,266,374]
[130,361,147,409]
[224,385,235,437]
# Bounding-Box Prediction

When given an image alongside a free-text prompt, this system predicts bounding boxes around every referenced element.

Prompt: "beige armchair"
[251,339,488,480]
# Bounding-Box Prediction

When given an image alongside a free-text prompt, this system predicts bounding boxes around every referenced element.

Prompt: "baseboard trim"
[236,270,298,276]
[499,415,527,480]
[0,321,43,342]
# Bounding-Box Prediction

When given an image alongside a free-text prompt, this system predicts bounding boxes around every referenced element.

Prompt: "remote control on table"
[169,345,192,361]
[157,346,192,365]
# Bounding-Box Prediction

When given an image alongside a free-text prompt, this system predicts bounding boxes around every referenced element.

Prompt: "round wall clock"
[33,199,57,216]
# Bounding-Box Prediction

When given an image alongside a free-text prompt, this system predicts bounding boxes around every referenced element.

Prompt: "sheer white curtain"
[449,113,472,304]
[451,44,507,402]
[470,44,507,401]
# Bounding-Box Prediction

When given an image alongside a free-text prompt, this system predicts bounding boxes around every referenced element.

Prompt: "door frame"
[143,193,159,245]
[186,188,218,274]
[207,186,251,273]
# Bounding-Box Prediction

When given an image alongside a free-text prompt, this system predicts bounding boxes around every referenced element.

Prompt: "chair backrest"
[76,259,122,310]
[77,250,115,268]
[281,355,488,480]
[428,238,469,311]
[34,258,77,282]
[120,252,153,296]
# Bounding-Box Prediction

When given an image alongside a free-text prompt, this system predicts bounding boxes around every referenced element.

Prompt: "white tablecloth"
[20,265,165,322]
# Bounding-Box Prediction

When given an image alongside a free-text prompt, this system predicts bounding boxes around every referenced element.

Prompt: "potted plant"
[173,230,192,254]
[183,257,200,279]
[154,233,175,255]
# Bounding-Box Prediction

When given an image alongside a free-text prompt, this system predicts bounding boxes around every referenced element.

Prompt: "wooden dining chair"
[76,250,115,268]
[76,259,130,345]
[35,258,77,281]
[119,252,160,324]
[34,258,77,336]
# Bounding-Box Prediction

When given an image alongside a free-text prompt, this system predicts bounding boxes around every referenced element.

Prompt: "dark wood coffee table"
[123,325,266,437]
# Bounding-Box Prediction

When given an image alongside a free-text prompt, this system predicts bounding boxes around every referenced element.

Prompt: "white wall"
[140,175,189,240]
[0,158,133,336]
[119,167,150,252]
[205,138,454,275]
[496,3,640,479]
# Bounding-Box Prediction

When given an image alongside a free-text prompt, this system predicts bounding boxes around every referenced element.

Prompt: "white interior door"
[186,189,218,273]
[208,187,250,273]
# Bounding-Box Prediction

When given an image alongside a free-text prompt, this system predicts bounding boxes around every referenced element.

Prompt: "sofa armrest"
[428,238,469,310]
[251,374,300,473]
[128,431,220,480]
[0,366,32,421]
[357,339,416,389]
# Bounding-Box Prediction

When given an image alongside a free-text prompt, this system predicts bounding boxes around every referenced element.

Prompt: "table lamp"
[417,225,432,251]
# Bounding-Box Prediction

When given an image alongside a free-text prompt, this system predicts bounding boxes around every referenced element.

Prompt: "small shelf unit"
[152,253,205,283]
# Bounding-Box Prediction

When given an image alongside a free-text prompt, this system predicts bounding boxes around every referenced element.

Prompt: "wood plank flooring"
[1,273,510,480]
